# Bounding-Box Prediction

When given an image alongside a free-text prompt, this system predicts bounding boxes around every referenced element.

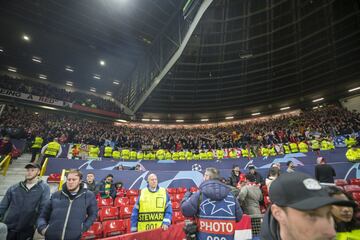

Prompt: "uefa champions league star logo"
[192,163,202,172]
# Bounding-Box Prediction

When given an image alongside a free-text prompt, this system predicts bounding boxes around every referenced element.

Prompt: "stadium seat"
[103,220,126,237]
[81,222,103,239]
[172,201,180,211]
[47,173,61,183]
[114,197,129,208]
[116,189,126,197]
[167,188,177,194]
[124,218,131,233]
[174,193,185,202]
[352,192,360,202]
[99,207,119,221]
[129,196,138,205]
[190,187,198,193]
[350,179,360,186]
[335,179,349,186]
[177,187,187,193]
[97,198,114,208]
[119,206,133,219]
[126,189,139,196]
[344,185,360,193]
[173,211,185,223]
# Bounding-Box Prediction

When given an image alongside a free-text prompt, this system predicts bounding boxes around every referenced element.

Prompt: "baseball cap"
[269,172,355,210]
[25,163,41,169]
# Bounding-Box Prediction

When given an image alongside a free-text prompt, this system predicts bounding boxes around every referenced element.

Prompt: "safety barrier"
[39,157,48,176]
[249,214,263,237]
[0,154,12,176]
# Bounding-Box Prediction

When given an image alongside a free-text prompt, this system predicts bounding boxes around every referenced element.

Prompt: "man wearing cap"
[246,164,264,185]
[0,163,50,240]
[260,172,355,240]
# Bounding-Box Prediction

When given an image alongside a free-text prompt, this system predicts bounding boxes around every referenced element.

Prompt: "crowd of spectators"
[0,75,122,113]
[0,104,359,151]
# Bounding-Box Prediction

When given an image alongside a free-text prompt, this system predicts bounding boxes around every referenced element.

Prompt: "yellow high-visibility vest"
[137,188,167,231]
[44,142,60,156]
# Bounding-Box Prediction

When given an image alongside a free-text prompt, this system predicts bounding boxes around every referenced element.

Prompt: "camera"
[183,219,197,240]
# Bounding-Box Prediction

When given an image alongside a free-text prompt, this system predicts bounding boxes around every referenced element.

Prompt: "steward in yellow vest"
[121,148,130,160]
[311,138,320,151]
[283,143,291,154]
[345,136,357,148]
[229,149,237,158]
[172,151,179,160]
[42,138,61,158]
[165,151,172,160]
[130,174,172,232]
[130,150,137,160]
[31,136,43,162]
[143,151,150,160]
[112,149,121,160]
[289,142,299,153]
[185,151,193,160]
[137,151,144,160]
[241,148,248,158]
[269,146,277,156]
[156,149,165,160]
[193,152,200,160]
[88,146,100,158]
[149,151,156,160]
[103,145,113,158]
[346,146,360,162]
[199,151,207,160]
[179,150,186,160]
[216,149,224,160]
[206,151,214,160]
[261,147,269,157]
[296,141,307,152]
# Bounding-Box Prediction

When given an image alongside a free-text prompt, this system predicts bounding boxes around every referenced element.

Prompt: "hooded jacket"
[260,208,281,240]
[181,180,243,240]
[0,179,50,232]
[37,183,98,240]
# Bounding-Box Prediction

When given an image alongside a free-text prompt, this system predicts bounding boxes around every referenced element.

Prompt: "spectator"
[266,167,280,190]
[260,172,355,240]
[246,165,264,185]
[131,173,172,232]
[0,136,13,161]
[37,169,98,239]
[84,172,98,194]
[229,165,241,187]
[0,163,50,240]
[238,174,263,215]
[181,167,243,240]
[220,177,240,198]
[327,186,360,238]
[315,157,336,183]
[98,174,116,199]
[286,161,295,173]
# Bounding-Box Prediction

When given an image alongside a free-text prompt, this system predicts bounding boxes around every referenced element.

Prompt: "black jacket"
[0,180,50,232]
[315,164,336,183]
[246,172,264,185]
[37,184,98,240]
[228,171,240,187]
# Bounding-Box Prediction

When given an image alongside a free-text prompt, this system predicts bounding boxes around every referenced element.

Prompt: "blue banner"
[45,148,359,189]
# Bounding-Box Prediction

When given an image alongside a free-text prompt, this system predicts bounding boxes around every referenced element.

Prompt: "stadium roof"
[0,0,360,122]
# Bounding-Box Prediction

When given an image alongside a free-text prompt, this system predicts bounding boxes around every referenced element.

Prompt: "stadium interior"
[0,0,360,239]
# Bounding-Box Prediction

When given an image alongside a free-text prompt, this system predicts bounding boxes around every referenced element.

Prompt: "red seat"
[264,196,271,208]
[103,220,126,237]
[177,187,187,193]
[172,201,180,211]
[190,187,198,193]
[99,207,119,221]
[173,211,185,223]
[335,179,349,186]
[167,188,177,194]
[174,193,185,202]
[169,194,176,202]
[129,196,138,205]
[350,179,360,186]
[344,185,360,193]
[124,218,131,233]
[97,198,114,208]
[126,189,139,196]
[114,197,129,208]
[47,173,61,183]
[353,192,360,201]
[116,189,126,197]
[119,205,133,219]
[81,222,103,239]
